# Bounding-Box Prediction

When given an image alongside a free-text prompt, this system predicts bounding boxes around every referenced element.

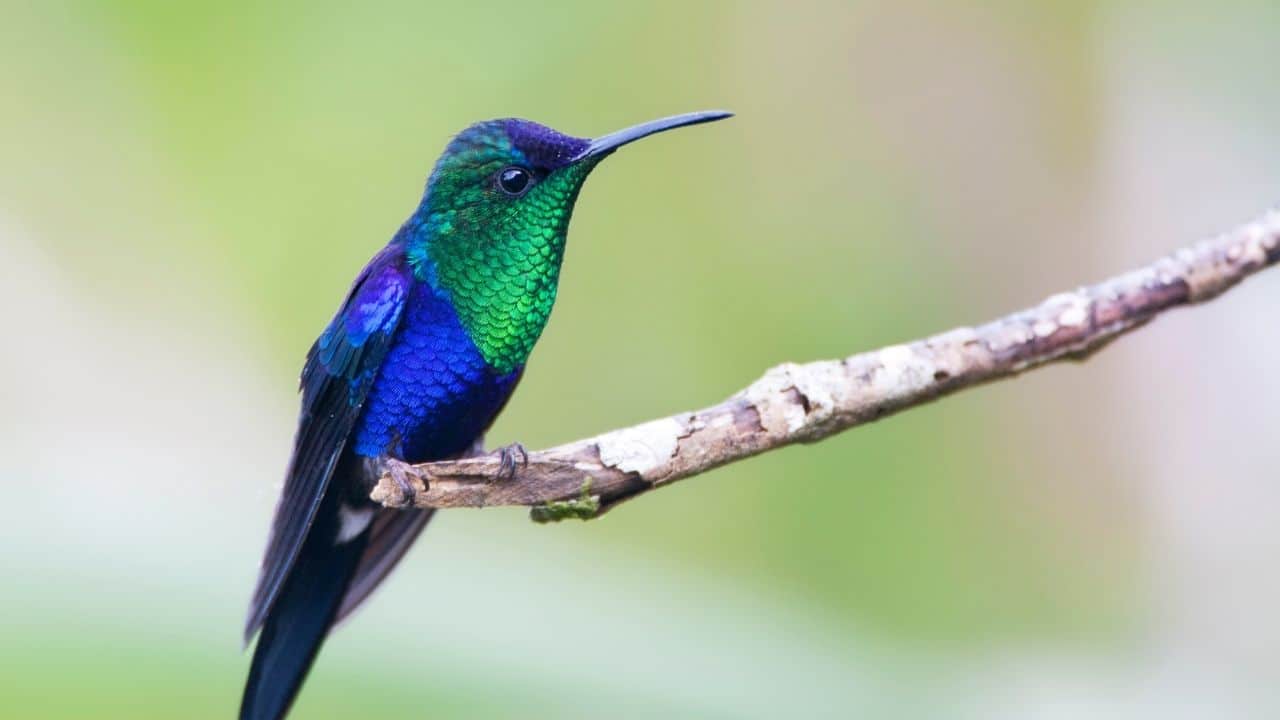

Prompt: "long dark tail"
[240,504,369,720]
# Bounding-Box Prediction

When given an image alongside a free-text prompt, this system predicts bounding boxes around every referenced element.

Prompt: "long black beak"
[574,110,733,162]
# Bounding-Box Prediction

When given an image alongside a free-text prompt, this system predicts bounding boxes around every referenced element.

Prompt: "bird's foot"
[492,442,528,481]
[384,457,424,504]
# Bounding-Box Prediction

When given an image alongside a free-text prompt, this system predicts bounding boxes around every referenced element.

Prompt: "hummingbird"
[240,110,732,720]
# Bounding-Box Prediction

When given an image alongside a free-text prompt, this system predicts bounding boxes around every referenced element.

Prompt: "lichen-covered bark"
[371,209,1280,519]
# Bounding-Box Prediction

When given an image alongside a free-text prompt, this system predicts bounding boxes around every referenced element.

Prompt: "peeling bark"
[371,209,1280,519]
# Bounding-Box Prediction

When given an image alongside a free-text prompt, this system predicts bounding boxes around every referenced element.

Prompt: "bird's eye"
[496,166,532,196]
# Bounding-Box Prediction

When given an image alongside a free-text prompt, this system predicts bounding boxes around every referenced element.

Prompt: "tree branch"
[372,209,1280,520]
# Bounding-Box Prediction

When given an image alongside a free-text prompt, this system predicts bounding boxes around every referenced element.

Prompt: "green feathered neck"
[407,128,599,374]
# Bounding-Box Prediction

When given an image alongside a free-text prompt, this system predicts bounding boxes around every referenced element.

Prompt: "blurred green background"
[3,1,1280,718]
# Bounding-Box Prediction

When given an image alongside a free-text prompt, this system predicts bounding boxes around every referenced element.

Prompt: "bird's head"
[408,111,731,372]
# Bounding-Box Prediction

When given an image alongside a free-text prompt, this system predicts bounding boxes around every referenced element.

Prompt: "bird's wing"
[333,507,434,625]
[244,245,411,644]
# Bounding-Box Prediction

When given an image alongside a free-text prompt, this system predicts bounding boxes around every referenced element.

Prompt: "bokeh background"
[3,1,1279,718]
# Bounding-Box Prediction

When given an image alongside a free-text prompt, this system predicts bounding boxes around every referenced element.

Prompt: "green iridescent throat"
[410,141,598,374]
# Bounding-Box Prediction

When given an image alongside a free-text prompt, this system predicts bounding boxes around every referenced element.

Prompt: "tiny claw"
[493,442,528,481]
[384,458,422,504]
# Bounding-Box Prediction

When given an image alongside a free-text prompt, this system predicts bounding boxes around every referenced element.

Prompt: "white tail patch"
[336,503,375,544]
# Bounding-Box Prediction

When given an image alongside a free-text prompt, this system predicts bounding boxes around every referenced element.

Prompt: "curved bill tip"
[575,110,733,161]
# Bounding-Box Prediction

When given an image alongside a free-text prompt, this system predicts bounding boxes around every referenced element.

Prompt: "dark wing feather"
[244,246,411,644]
[333,508,435,625]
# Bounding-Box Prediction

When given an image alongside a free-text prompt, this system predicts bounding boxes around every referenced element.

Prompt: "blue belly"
[353,283,521,462]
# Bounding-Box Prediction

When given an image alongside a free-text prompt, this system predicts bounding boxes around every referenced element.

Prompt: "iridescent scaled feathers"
[406,120,601,373]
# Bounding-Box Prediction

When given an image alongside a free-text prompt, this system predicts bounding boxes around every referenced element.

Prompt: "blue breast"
[353,282,521,462]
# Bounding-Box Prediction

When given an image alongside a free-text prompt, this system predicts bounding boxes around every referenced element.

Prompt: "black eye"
[497,166,532,196]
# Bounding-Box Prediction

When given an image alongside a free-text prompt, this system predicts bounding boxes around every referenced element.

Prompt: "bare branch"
[372,209,1280,520]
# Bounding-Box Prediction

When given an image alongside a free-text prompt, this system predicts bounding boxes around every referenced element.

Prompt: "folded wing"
[244,246,411,644]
